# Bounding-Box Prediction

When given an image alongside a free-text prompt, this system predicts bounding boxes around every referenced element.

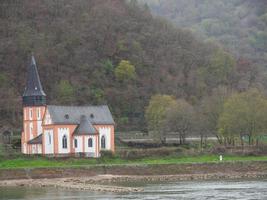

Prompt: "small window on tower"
[64,114,69,119]
[90,114,94,119]
[37,108,41,119]
[29,109,33,120]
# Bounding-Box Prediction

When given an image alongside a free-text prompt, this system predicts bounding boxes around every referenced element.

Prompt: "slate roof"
[28,134,42,144]
[23,56,46,97]
[74,115,97,135]
[46,105,115,125]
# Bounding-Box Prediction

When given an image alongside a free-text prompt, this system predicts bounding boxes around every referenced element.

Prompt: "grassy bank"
[0,155,267,169]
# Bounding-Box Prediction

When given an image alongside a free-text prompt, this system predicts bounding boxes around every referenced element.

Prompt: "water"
[1,179,267,200]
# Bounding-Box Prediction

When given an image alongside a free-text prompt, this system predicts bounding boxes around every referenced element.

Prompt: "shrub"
[100,150,115,159]
[118,147,182,159]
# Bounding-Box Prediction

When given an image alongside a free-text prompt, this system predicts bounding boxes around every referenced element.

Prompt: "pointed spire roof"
[74,115,97,135]
[23,55,46,97]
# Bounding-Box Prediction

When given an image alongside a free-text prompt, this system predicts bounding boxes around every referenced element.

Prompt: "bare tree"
[165,99,195,145]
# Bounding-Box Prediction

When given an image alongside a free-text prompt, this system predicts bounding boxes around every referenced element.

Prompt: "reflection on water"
[0,179,267,200]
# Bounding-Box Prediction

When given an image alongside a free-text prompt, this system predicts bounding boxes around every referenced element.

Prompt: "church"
[21,56,115,157]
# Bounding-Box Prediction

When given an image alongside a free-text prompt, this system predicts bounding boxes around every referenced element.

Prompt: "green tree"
[101,59,114,75]
[200,49,235,87]
[218,89,267,146]
[145,94,177,143]
[56,80,75,104]
[0,73,8,88]
[114,60,136,82]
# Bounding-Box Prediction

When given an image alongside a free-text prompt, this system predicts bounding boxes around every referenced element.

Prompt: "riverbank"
[0,172,266,193]
[1,154,267,169]
[0,161,266,192]
[1,161,266,180]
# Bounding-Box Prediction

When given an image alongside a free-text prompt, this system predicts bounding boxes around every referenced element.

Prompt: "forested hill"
[0,0,264,131]
[141,0,267,70]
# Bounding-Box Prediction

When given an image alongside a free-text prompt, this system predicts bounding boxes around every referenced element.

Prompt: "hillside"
[0,0,263,131]
[141,0,267,70]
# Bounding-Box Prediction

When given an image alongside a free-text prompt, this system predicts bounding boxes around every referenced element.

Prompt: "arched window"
[88,138,93,147]
[74,138,78,148]
[62,135,67,149]
[101,136,106,149]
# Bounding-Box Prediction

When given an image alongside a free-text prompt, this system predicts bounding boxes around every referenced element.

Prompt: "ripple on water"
[0,179,267,200]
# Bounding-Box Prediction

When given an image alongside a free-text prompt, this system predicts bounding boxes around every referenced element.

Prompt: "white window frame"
[24,123,27,141]
[62,135,67,149]
[48,133,51,145]
[29,108,33,120]
[29,123,33,139]
[88,138,93,148]
[37,108,41,120]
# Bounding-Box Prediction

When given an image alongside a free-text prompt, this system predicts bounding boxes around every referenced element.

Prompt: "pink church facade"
[21,56,115,157]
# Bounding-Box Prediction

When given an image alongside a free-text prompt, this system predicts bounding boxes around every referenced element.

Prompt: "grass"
[0,155,267,169]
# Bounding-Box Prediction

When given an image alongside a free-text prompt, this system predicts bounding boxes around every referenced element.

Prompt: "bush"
[118,147,183,159]
[100,150,115,159]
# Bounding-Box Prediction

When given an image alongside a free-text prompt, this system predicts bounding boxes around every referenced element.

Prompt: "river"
[0,179,266,200]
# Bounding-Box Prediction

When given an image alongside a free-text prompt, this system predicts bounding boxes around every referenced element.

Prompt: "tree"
[199,49,235,88]
[114,60,136,82]
[101,59,114,75]
[218,89,267,146]
[55,80,75,104]
[145,95,177,143]
[199,86,231,144]
[194,106,210,149]
[0,0,263,132]
[165,99,194,145]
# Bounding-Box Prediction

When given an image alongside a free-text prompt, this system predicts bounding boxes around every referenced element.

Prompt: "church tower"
[21,56,46,154]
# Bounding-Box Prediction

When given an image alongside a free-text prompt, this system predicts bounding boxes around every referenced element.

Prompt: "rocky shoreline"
[0,176,143,193]
[0,172,266,193]
[0,161,266,193]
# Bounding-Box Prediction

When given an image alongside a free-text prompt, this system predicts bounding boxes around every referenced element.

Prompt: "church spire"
[22,55,46,106]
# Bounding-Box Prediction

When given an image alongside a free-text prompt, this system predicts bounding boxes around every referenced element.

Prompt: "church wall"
[37,144,42,154]
[58,127,70,154]
[84,135,97,157]
[22,106,46,154]
[94,125,114,152]
[43,110,52,125]
[37,120,42,136]
[73,136,83,153]
[23,106,115,157]
[26,144,42,154]
[43,128,54,154]
[55,125,77,154]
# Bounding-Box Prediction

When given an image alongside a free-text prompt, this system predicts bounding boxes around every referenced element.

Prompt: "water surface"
[1,179,266,200]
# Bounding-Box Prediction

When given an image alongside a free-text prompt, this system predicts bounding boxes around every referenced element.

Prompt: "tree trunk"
[200,134,203,150]
[204,136,207,148]
[240,134,244,153]
[179,133,182,145]
[248,135,251,145]
[216,135,223,144]
[182,132,186,144]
